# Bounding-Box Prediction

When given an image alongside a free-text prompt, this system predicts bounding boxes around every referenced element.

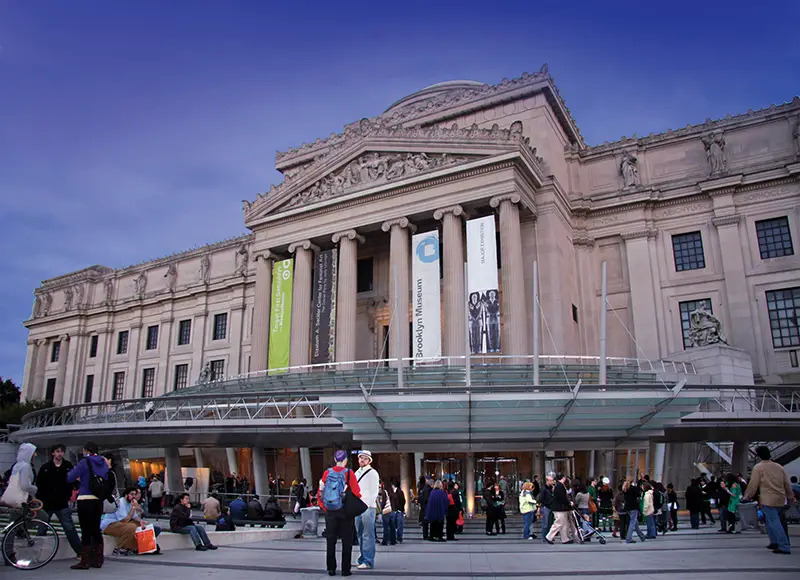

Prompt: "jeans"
[177,525,211,547]
[355,508,376,568]
[690,511,700,529]
[540,506,552,539]
[381,513,395,545]
[394,511,404,541]
[325,510,354,574]
[670,509,678,530]
[522,511,534,538]
[626,509,645,542]
[77,499,104,546]
[762,505,790,553]
[644,514,657,538]
[39,507,82,555]
[718,507,728,531]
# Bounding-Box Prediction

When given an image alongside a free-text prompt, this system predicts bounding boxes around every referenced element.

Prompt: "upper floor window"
[178,319,192,346]
[50,341,61,363]
[174,363,189,390]
[679,298,712,349]
[213,313,228,341]
[45,378,56,402]
[89,335,98,358]
[210,359,225,381]
[357,258,374,293]
[145,325,159,350]
[672,231,705,272]
[112,371,125,400]
[117,331,129,355]
[766,287,800,348]
[756,217,794,259]
[141,368,155,398]
[84,374,94,403]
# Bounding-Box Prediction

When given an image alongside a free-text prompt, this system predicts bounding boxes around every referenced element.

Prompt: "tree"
[0,378,52,429]
[0,377,21,407]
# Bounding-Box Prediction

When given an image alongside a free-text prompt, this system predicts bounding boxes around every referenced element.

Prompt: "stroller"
[570,509,607,545]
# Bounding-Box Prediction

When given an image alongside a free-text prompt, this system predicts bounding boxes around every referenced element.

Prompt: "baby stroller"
[570,509,607,545]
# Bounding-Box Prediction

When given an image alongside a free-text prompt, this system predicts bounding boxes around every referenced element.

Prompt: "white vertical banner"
[466,216,501,354]
[411,231,442,360]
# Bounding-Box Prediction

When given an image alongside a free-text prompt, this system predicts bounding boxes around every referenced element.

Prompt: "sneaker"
[206,544,218,550]
[356,563,372,570]
[772,549,791,555]
[626,540,637,544]
[196,545,208,551]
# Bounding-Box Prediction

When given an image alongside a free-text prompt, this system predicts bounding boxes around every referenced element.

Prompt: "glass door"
[422,457,463,484]
[476,456,519,508]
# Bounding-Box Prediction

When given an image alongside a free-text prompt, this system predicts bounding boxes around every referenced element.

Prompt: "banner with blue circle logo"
[412,231,442,360]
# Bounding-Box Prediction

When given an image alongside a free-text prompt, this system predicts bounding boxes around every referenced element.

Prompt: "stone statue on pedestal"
[689,304,728,347]
[197,362,211,385]
[620,151,639,188]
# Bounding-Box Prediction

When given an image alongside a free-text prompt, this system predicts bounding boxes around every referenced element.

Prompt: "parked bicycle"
[1,499,60,570]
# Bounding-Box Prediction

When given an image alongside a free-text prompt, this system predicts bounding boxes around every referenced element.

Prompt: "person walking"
[66,441,111,569]
[544,474,573,545]
[642,483,656,539]
[444,481,461,541]
[685,479,704,530]
[721,474,742,533]
[666,483,679,531]
[424,480,448,541]
[379,482,395,546]
[519,481,538,540]
[744,446,796,555]
[699,476,716,525]
[148,475,164,515]
[388,479,406,543]
[319,450,361,577]
[538,473,555,541]
[612,483,626,539]
[623,479,646,544]
[170,493,217,551]
[354,450,379,570]
[35,443,82,557]
[418,476,433,540]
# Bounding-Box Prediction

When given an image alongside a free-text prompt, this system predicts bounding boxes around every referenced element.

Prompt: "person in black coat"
[623,480,646,543]
[418,476,433,540]
[263,496,285,523]
[445,481,461,541]
[685,479,704,529]
[247,495,265,521]
[485,483,506,535]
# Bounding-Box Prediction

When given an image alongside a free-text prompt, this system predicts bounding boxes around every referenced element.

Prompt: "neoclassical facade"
[22,67,800,410]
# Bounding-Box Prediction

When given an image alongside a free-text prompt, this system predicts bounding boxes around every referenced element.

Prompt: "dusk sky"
[1,0,798,386]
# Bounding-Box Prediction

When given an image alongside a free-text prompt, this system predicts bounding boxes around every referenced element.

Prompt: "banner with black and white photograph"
[411,231,442,360]
[310,248,338,364]
[466,216,501,354]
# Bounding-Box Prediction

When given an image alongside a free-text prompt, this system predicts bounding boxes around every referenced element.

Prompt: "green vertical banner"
[268,258,294,373]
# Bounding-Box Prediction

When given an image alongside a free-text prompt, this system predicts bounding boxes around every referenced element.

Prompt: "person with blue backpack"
[319,450,362,577]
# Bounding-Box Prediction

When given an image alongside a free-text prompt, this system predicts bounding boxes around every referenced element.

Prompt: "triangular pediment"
[245,121,543,222]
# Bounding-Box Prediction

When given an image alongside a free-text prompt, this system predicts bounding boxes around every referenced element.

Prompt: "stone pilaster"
[158,317,173,396]
[33,339,48,400]
[621,229,661,360]
[490,194,528,358]
[251,252,276,372]
[21,339,37,402]
[229,299,246,375]
[332,229,364,363]
[288,240,319,368]
[433,205,466,360]
[191,307,208,383]
[54,334,71,405]
[127,322,142,399]
[381,218,416,365]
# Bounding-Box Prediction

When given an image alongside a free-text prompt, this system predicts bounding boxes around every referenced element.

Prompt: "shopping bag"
[0,473,28,508]
[456,512,464,527]
[135,525,157,554]
[589,499,597,514]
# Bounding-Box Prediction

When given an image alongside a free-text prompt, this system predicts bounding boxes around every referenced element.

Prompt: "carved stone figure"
[64,287,74,311]
[134,272,147,298]
[164,263,178,292]
[197,361,211,385]
[702,132,726,174]
[234,245,249,276]
[242,199,252,213]
[688,304,728,347]
[74,284,84,308]
[200,255,211,285]
[42,292,52,316]
[104,278,114,304]
[32,295,42,318]
[620,151,639,188]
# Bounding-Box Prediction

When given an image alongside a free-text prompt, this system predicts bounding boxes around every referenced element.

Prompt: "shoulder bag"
[342,469,368,519]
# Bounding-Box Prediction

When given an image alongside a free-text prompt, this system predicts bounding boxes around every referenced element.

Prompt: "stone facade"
[21,68,800,405]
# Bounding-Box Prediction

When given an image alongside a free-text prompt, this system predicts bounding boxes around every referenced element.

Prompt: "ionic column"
[288,240,319,368]
[433,205,465,360]
[332,230,364,363]
[381,218,416,366]
[490,194,528,358]
[21,339,38,402]
[54,334,71,405]
[622,230,661,360]
[33,339,48,400]
[251,252,276,372]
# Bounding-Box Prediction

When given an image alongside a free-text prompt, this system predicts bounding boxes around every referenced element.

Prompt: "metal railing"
[710,386,800,413]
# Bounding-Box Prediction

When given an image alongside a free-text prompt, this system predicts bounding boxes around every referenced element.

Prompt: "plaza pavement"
[16,519,799,579]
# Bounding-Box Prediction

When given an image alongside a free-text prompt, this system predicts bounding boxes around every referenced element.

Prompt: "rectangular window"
[766,287,800,348]
[45,378,56,402]
[178,319,192,346]
[679,298,712,349]
[672,231,706,272]
[174,363,189,390]
[84,375,94,403]
[141,368,155,398]
[213,313,228,340]
[89,335,98,358]
[112,371,125,400]
[210,359,225,381]
[117,331,129,355]
[51,341,61,363]
[357,257,374,293]
[790,350,799,368]
[756,217,794,259]
[145,325,158,350]
[572,304,579,324]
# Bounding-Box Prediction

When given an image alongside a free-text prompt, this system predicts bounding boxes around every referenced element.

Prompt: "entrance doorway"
[476,456,519,508]
[422,457,463,484]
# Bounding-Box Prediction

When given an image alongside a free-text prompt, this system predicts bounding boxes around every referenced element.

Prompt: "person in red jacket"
[319,450,361,577]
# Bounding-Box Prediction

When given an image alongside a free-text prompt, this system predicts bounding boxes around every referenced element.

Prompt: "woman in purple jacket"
[67,441,109,570]
[424,480,449,542]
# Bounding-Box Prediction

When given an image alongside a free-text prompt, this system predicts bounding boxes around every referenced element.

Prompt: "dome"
[384,80,486,114]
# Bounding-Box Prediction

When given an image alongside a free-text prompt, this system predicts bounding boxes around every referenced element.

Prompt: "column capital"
[711,214,742,228]
[26,338,36,346]
[254,250,280,263]
[433,205,464,221]
[621,228,658,241]
[36,338,47,346]
[332,229,365,244]
[59,333,70,342]
[489,193,521,209]
[288,240,320,254]
[381,217,417,234]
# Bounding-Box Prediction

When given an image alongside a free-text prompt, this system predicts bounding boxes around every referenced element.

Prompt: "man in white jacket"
[354,450,379,570]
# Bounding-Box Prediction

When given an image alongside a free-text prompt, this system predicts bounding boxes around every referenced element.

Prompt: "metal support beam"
[359,382,396,449]
[546,379,581,442]
[615,379,686,446]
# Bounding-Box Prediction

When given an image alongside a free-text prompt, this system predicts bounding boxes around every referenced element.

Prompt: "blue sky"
[1,0,798,386]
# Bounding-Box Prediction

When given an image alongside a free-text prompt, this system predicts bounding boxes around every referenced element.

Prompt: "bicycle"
[1,499,60,570]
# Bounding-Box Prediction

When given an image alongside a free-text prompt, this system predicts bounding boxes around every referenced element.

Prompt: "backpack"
[653,490,664,511]
[86,458,114,502]
[322,468,348,510]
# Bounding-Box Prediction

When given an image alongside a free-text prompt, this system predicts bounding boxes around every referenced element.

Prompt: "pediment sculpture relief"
[283,151,471,210]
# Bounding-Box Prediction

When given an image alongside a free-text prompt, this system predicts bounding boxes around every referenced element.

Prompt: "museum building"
[15,67,800,498]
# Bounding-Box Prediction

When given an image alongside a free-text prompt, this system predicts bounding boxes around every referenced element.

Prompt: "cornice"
[489,193,522,209]
[712,214,743,228]
[380,217,417,233]
[332,230,365,245]
[620,229,658,241]
[287,240,320,254]
[572,230,595,247]
[433,205,465,221]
